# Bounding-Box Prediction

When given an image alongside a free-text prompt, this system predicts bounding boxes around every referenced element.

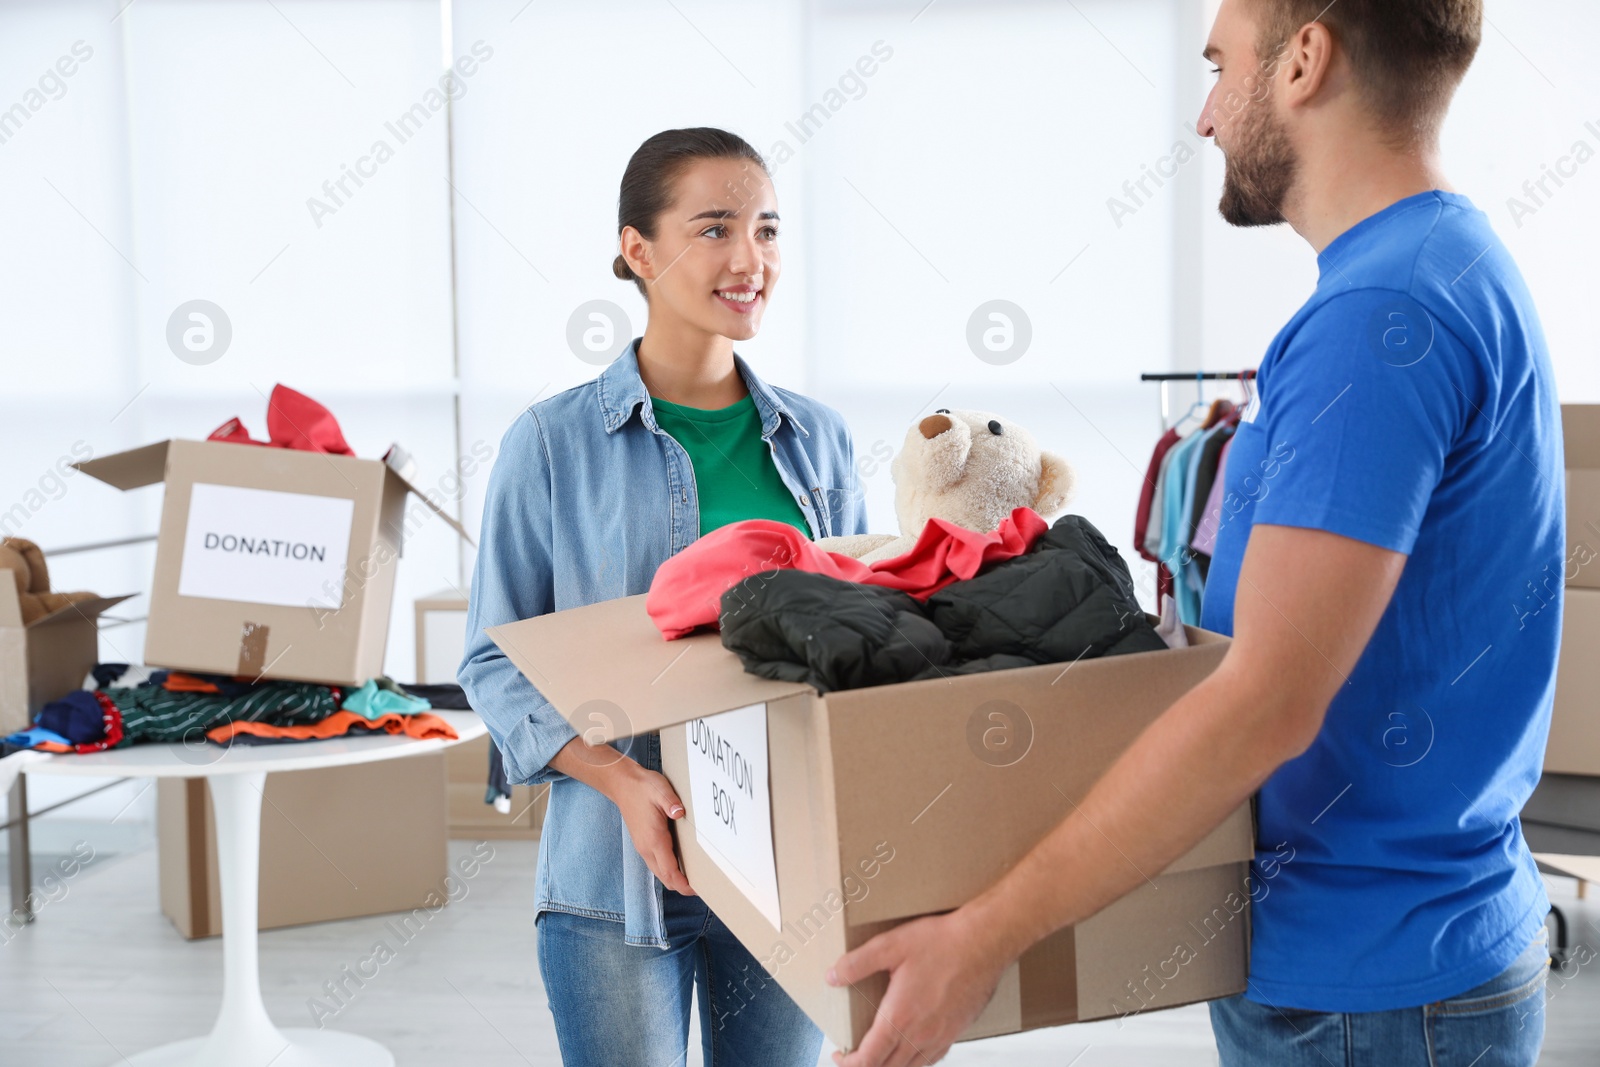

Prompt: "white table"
[22,709,487,1067]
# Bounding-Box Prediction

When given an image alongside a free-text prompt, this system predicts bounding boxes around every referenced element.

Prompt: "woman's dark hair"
[612,127,769,297]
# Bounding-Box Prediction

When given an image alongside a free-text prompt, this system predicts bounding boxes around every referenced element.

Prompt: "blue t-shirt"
[1202,191,1565,1012]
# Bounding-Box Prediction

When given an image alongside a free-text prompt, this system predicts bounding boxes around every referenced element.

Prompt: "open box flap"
[382,461,473,545]
[0,586,136,631]
[487,593,813,740]
[27,594,137,631]
[72,440,171,490]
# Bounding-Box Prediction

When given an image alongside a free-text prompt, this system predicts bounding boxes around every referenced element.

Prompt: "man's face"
[1199,0,1299,227]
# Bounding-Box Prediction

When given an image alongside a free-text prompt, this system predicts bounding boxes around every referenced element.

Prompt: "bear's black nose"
[988,420,1003,435]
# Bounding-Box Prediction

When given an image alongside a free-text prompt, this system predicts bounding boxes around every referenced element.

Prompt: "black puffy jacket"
[718,515,1167,692]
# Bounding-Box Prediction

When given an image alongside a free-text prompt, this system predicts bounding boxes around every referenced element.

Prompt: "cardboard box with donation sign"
[73,440,470,685]
[489,594,1254,1049]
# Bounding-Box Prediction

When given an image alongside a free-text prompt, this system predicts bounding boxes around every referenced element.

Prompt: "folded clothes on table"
[341,677,432,719]
[6,666,459,755]
[399,682,472,710]
[38,691,107,745]
[100,679,343,745]
[4,692,123,754]
[3,725,74,752]
[206,710,458,745]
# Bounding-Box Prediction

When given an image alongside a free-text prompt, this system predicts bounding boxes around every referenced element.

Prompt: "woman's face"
[625,157,781,341]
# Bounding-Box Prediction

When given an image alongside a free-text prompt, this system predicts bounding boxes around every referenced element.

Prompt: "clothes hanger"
[1171,372,1209,433]
[1201,396,1235,430]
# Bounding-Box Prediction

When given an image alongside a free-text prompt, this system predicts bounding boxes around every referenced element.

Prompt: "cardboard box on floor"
[74,440,470,686]
[416,589,545,839]
[157,753,449,938]
[0,582,132,735]
[1567,405,1600,591]
[490,594,1253,1049]
[1545,587,1600,777]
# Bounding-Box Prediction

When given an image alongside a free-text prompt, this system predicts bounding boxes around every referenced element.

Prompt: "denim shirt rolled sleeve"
[457,409,578,786]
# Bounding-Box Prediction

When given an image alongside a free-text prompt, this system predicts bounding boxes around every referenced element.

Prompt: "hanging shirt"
[650,394,811,537]
[1201,191,1564,1012]
[1160,428,1214,624]
[1190,435,1232,559]
[1135,427,1183,562]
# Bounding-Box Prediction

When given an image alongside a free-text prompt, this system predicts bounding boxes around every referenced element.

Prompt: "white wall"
[1,0,1595,706]
[0,0,463,694]
[1193,0,1600,403]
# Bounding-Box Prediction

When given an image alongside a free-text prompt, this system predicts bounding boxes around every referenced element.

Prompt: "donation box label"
[685,702,781,929]
[177,483,355,610]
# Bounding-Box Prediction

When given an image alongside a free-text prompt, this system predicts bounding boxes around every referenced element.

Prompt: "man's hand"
[827,909,1012,1067]
[824,524,1405,1065]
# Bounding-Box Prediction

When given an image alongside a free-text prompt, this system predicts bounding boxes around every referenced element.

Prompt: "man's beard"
[1218,97,1298,227]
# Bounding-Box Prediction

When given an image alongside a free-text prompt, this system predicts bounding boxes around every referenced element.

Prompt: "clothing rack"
[1141,370,1257,429]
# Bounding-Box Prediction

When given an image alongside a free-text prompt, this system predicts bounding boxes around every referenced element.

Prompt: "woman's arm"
[457,408,580,784]
[457,406,694,894]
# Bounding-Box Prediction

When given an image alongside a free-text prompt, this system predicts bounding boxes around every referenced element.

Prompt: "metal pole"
[7,774,32,925]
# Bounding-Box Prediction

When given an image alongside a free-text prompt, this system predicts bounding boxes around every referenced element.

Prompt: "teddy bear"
[817,408,1075,564]
[0,537,98,624]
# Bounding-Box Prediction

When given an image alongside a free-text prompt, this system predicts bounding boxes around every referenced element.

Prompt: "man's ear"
[1282,19,1337,111]
[1034,451,1075,517]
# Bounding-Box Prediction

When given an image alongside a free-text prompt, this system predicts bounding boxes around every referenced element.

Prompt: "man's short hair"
[1252,0,1483,140]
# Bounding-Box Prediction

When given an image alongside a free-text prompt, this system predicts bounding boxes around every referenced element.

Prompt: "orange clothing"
[204,710,458,745]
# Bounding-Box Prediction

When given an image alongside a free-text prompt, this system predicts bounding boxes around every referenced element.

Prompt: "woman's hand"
[609,762,696,896]
[548,737,695,896]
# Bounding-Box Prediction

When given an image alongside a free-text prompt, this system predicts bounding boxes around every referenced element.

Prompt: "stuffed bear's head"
[889,408,1074,536]
[0,538,48,597]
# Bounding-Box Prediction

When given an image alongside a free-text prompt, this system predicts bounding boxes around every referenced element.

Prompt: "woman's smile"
[715,284,763,314]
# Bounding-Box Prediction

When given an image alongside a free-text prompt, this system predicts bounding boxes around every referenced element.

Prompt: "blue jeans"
[535,891,823,1066]
[1210,931,1549,1066]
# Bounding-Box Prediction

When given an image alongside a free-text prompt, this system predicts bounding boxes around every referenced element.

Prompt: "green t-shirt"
[650,393,810,537]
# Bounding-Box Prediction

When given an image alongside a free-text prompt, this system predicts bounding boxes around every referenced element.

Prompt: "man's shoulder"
[1313,194,1506,313]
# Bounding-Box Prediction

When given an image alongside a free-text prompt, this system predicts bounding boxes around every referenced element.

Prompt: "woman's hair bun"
[612,254,635,281]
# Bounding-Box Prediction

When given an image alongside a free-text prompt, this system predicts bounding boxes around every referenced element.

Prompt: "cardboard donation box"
[1545,587,1600,777]
[416,589,545,839]
[1567,405,1600,591]
[0,582,132,736]
[157,754,449,938]
[490,594,1253,1049]
[74,440,469,686]
[1541,406,1600,776]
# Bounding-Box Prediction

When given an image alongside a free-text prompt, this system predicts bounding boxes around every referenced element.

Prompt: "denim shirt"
[457,340,867,947]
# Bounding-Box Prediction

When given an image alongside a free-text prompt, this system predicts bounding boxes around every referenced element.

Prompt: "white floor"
[1,836,1596,1066]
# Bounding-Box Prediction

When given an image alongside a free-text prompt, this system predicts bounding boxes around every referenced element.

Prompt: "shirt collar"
[597,338,809,438]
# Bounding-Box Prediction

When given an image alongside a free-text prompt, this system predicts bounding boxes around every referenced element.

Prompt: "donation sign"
[685,702,781,929]
[177,483,354,610]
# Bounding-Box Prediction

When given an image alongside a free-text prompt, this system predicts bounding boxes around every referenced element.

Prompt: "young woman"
[458,128,865,1066]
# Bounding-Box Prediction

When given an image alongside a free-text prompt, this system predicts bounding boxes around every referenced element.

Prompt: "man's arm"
[828,523,1407,1067]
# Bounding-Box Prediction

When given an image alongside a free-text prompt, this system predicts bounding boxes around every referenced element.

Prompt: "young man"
[828,2,1565,1065]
